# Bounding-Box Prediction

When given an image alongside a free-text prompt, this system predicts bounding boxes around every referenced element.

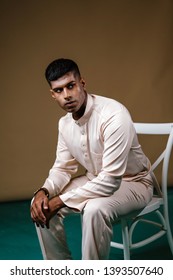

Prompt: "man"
[31,58,154,260]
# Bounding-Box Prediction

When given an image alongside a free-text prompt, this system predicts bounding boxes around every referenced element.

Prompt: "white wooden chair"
[110,123,173,259]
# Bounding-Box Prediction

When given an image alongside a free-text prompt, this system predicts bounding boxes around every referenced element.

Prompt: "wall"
[0,0,173,201]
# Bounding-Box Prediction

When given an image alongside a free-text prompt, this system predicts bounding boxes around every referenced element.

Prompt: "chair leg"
[121,219,130,260]
[35,225,47,260]
[165,221,173,255]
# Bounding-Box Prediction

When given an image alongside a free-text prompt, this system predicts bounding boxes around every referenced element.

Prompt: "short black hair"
[45,58,81,84]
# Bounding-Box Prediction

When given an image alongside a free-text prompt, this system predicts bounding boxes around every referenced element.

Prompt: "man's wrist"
[49,196,65,212]
[34,187,49,198]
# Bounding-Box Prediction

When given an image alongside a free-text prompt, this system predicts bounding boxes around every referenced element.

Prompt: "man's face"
[50,72,87,119]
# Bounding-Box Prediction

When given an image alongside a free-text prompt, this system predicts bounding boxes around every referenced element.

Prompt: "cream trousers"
[35,175,153,260]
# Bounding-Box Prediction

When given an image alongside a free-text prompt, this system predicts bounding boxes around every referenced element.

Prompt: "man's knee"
[82,198,110,223]
[83,197,119,223]
[83,199,102,219]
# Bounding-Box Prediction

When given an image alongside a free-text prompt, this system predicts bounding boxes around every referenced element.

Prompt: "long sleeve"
[42,131,79,198]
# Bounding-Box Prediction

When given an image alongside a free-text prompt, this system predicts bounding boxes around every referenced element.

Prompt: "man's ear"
[50,90,56,100]
[80,78,86,89]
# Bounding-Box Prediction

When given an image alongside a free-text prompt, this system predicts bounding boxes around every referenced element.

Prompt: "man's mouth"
[65,101,76,108]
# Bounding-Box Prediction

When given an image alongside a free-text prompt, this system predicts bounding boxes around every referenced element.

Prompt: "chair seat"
[115,196,163,222]
[136,196,163,217]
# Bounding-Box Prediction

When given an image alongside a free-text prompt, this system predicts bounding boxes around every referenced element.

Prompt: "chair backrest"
[133,123,173,217]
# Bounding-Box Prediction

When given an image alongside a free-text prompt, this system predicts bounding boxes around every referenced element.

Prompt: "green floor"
[0,189,173,260]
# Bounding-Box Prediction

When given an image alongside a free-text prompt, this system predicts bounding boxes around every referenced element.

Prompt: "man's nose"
[64,88,71,100]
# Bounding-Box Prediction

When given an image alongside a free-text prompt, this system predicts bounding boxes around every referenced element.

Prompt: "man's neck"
[72,93,87,120]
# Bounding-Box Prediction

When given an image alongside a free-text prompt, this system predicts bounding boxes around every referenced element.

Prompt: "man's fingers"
[32,221,45,228]
[42,197,49,210]
[31,201,46,224]
[46,220,50,229]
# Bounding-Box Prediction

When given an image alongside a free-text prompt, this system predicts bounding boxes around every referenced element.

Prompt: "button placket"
[80,124,88,157]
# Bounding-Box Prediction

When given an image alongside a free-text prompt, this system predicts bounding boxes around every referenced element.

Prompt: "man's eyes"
[54,88,63,93]
[53,83,75,93]
[67,83,75,89]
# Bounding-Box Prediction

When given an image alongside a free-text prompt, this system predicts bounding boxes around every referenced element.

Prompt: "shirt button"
[75,121,80,126]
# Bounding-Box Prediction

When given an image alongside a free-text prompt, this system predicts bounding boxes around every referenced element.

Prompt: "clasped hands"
[30,190,65,229]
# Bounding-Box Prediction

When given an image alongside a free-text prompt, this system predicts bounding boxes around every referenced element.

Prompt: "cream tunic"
[43,93,153,211]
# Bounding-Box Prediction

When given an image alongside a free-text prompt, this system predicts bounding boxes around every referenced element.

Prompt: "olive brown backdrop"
[0,0,173,201]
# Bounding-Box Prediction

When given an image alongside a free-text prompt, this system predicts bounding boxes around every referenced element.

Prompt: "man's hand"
[31,191,65,228]
[43,196,65,228]
[30,190,49,227]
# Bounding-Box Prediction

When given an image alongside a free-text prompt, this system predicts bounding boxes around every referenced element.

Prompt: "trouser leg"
[36,209,73,260]
[33,175,89,260]
[82,180,153,260]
